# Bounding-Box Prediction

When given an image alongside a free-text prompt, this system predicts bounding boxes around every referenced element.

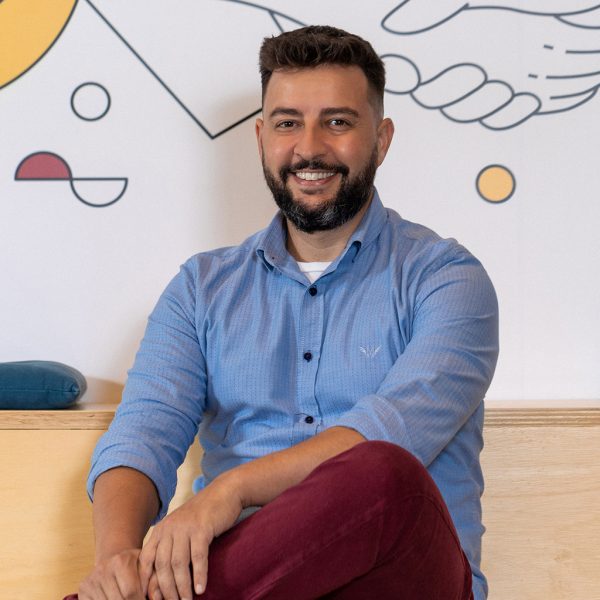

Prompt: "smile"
[294,171,336,181]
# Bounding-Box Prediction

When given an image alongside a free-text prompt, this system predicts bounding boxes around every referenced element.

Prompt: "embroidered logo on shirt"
[360,345,381,358]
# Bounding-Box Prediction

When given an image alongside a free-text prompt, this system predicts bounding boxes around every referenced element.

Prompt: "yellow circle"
[0,0,77,89]
[476,165,515,203]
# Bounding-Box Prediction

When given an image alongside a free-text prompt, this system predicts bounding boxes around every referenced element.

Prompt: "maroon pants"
[67,441,473,600]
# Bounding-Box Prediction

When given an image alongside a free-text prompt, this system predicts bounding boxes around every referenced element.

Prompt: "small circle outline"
[70,81,111,121]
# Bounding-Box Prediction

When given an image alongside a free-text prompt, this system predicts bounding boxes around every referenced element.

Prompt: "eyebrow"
[268,106,361,119]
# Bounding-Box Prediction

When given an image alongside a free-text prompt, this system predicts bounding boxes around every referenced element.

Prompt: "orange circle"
[476,165,515,203]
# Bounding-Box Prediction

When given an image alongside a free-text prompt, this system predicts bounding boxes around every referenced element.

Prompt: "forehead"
[263,64,371,114]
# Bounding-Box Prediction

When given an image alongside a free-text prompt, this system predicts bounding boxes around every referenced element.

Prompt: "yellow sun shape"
[0,0,77,89]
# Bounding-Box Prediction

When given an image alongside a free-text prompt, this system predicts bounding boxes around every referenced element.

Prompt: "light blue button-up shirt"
[89,189,498,599]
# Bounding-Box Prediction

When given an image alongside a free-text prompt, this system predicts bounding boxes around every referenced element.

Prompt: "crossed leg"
[199,441,473,600]
[66,441,473,600]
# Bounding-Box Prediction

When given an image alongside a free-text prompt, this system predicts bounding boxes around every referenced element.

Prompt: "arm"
[138,426,365,599]
[335,245,499,466]
[78,467,160,600]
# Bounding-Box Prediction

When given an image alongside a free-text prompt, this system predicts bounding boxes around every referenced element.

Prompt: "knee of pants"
[337,440,440,504]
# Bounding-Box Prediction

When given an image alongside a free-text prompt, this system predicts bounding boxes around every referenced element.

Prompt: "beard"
[261,145,379,234]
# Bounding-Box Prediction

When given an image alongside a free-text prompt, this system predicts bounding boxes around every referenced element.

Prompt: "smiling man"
[74,26,498,600]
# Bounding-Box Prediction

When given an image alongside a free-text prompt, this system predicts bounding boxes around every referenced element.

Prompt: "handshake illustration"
[242,0,600,130]
[381,0,600,129]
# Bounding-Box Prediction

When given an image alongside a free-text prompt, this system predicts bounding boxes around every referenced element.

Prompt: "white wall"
[1,0,599,401]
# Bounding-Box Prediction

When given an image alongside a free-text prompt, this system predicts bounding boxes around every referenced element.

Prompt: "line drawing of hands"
[381,3,600,129]
[382,1,600,34]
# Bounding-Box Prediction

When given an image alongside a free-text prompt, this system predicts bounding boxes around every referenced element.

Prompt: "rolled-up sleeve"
[335,246,499,466]
[87,260,207,521]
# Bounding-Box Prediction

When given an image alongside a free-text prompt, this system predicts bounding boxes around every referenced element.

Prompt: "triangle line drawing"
[84,0,261,139]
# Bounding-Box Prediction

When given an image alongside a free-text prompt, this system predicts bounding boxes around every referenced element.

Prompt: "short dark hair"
[259,25,386,116]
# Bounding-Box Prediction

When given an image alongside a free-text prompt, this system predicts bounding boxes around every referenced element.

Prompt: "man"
[74,25,498,600]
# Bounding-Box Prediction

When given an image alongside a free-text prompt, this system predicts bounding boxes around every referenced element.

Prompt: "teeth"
[295,171,335,181]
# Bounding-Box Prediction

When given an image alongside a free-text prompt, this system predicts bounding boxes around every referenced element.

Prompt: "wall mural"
[4,1,600,206]
[1,0,599,400]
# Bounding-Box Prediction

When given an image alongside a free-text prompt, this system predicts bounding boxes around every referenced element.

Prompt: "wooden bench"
[1,392,598,599]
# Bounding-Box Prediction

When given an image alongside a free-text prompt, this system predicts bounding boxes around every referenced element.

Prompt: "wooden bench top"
[1,398,599,429]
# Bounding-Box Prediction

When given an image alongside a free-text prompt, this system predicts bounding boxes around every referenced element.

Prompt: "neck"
[286,195,372,262]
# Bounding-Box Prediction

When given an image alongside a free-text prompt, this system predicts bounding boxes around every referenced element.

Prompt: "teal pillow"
[0,361,87,409]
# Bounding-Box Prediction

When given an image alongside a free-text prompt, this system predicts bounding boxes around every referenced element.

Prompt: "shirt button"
[303,352,312,362]
[305,416,314,424]
[308,286,317,296]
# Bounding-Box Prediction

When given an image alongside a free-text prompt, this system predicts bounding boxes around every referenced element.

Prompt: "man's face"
[256,64,393,233]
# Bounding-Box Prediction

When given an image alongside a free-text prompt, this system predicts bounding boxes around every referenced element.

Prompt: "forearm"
[220,426,366,509]
[92,467,160,562]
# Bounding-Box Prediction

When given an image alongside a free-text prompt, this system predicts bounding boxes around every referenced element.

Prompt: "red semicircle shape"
[15,151,72,180]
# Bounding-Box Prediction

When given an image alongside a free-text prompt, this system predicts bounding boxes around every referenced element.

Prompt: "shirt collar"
[256,187,388,270]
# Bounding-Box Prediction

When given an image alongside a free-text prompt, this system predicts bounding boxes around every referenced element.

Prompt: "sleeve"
[335,244,499,466]
[87,259,207,521]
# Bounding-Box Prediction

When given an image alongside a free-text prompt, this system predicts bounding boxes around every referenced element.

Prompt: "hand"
[77,548,144,600]
[382,1,600,34]
[139,476,244,600]
[380,4,600,129]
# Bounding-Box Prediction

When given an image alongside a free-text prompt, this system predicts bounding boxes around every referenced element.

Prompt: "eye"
[328,118,351,129]
[275,120,297,129]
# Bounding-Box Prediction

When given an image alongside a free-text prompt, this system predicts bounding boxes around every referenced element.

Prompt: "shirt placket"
[293,282,324,443]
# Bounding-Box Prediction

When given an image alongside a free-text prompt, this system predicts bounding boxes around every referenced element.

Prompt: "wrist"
[95,537,142,564]
[213,467,247,508]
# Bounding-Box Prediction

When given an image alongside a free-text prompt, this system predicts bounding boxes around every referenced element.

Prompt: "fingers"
[78,550,144,600]
[190,536,210,596]
[142,533,209,599]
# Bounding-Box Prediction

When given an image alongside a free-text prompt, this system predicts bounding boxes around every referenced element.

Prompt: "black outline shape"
[14,150,127,208]
[84,0,271,139]
[380,2,600,128]
[381,53,421,94]
[71,81,111,121]
[475,164,516,204]
[225,0,305,32]
[441,80,514,123]
[382,1,468,35]
[481,92,541,130]
[0,0,79,90]
[70,177,128,207]
[411,63,488,109]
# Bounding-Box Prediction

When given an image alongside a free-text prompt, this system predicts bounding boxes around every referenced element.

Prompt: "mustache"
[280,159,350,180]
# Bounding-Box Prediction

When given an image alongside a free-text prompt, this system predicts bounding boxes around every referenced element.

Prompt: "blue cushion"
[0,361,87,409]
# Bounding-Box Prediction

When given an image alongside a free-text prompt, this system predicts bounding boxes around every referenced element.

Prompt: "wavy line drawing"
[382,2,600,35]
[15,151,128,208]
[4,0,600,137]
[381,1,600,128]
[225,1,600,130]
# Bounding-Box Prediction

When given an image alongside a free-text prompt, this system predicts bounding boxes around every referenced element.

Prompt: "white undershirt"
[296,261,332,284]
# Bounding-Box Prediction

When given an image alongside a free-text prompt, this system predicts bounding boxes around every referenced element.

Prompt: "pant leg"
[199,441,472,600]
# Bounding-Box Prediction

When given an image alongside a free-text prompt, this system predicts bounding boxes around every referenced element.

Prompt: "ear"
[376,118,394,166]
[255,117,264,161]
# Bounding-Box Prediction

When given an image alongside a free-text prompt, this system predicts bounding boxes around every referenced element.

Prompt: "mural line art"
[71,81,111,121]
[381,2,600,35]
[82,0,264,140]
[4,0,600,137]
[15,151,128,208]
[225,1,600,130]
[381,0,600,129]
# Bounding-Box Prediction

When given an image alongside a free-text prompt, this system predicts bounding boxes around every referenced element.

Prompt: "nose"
[293,123,328,162]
